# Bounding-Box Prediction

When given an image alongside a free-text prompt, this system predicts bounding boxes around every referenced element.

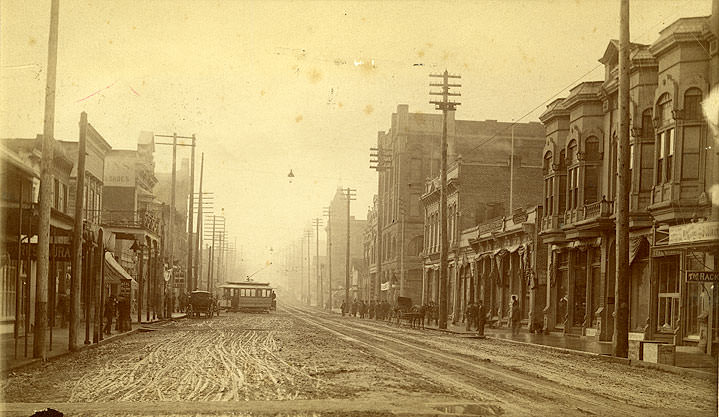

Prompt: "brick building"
[420,119,545,320]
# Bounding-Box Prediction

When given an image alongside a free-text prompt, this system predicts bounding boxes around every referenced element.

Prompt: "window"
[545,178,553,215]
[656,129,674,183]
[657,93,673,125]
[558,150,566,213]
[53,179,60,209]
[656,256,680,332]
[543,151,553,216]
[585,136,601,161]
[682,126,701,180]
[684,88,702,120]
[584,166,599,205]
[543,151,552,176]
[641,109,654,139]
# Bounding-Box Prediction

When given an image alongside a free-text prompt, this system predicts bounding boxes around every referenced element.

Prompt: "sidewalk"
[324,307,717,377]
[1,312,186,373]
[423,319,717,376]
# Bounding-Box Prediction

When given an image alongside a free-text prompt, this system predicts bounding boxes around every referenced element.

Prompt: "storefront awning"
[104,252,137,286]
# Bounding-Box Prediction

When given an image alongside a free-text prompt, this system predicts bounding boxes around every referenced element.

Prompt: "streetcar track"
[284,304,642,416]
[284,304,522,415]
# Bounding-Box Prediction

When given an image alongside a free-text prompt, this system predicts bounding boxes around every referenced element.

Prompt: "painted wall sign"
[103,157,135,187]
[686,271,719,282]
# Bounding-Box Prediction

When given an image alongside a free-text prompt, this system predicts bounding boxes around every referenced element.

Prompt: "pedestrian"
[340,300,346,316]
[103,295,116,335]
[57,290,69,328]
[351,299,358,317]
[477,300,487,337]
[510,295,521,335]
[360,300,367,318]
[117,296,130,332]
[465,302,476,331]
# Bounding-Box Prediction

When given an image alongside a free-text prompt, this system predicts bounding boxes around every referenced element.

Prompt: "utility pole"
[35,0,60,359]
[187,135,196,294]
[430,70,461,330]
[614,0,631,358]
[370,147,391,301]
[399,199,406,297]
[304,230,312,304]
[313,218,323,308]
[154,134,194,296]
[344,188,357,307]
[509,122,515,214]
[70,112,86,352]
[194,153,206,290]
[323,207,332,310]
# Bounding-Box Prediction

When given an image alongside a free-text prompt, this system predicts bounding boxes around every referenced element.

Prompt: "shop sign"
[119,279,131,298]
[7,243,72,261]
[686,271,719,282]
[668,222,719,245]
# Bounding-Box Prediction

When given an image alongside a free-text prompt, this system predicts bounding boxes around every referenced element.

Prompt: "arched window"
[585,136,601,161]
[558,150,567,213]
[567,141,578,209]
[657,93,673,126]
[543,151,552,175]
[567,140,577,165]
[656,93,675,185]
[684,88,702,120]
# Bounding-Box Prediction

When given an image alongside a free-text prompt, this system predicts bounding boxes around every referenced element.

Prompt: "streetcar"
[219,281,275,313]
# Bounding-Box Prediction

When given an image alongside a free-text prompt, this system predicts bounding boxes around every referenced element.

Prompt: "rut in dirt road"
[69,316,323,402]
[285,304,717,417]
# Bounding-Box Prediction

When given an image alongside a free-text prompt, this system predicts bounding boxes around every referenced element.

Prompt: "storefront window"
[656,256,680,333]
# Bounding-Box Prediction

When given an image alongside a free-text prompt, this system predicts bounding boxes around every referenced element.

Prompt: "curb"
[423,325,716,380]
[299,305,717,381]
[2,315,184,375]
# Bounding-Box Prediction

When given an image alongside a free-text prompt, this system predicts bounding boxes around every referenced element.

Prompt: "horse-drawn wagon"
[394,296,426,329]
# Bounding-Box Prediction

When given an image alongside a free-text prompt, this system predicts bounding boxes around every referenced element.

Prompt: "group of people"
[338,294,524,337]
[340,299,396,320]
[102,295,132,335]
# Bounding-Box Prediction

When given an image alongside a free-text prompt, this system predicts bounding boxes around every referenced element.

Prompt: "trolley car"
[219,281,275,313]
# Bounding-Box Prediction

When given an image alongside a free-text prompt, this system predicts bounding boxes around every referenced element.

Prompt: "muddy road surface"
[1,303,715,416]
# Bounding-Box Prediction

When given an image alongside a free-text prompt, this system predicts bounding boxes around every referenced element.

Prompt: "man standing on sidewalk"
[477,300,487,338]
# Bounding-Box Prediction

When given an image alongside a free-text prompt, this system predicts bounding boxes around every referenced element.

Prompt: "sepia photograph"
[1,0,718,416]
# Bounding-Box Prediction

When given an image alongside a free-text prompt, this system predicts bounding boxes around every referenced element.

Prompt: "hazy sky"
[1,0,712,268]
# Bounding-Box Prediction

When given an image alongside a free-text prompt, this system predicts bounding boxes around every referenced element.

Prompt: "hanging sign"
[380,282,390,291]
[686,271,719,282]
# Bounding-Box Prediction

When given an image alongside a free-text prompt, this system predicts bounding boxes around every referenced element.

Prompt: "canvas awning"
[104,252,137,286]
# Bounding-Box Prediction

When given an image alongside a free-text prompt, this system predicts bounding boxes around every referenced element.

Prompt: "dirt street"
[1,305,716,416]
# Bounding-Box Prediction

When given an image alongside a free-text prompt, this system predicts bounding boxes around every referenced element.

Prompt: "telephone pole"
[186,135,196,293]
[313,218,323,308]
[323,207,332,310]
[70,112,86,352]
[35,0,60,359]
[154,133,195,293]
[370,147,391,301]
[304,229,312,304]
[614,0,631,358]
[344,187,357,307]
[430,70,461,330]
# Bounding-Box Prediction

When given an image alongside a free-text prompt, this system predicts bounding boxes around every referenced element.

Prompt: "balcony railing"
[583,198,614,220]
[85,209,161,235]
